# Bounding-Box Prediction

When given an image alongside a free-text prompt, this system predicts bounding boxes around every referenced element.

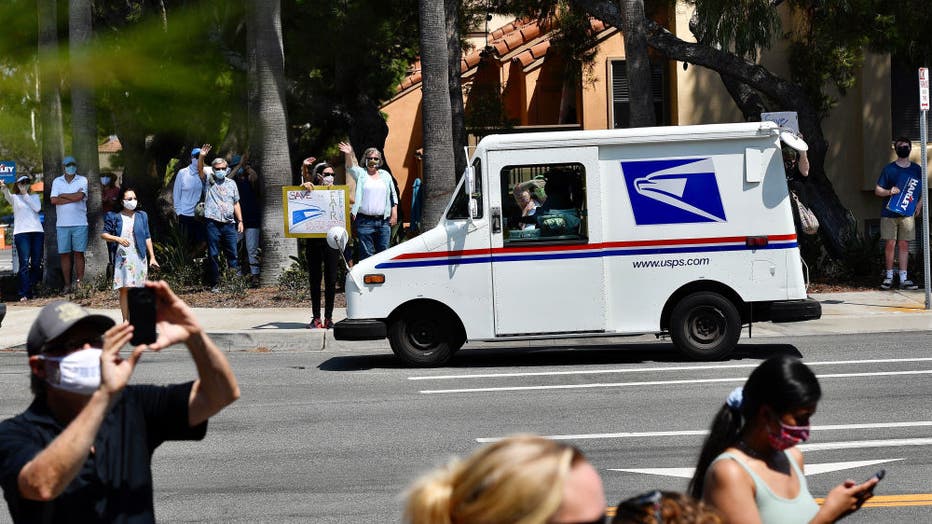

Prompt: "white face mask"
[322,175,334,186]
[18,183,29,192]
[123,199,137,210]
[41,348,102,395]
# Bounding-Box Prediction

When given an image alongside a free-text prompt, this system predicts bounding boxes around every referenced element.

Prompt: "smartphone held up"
[128,287,158,346]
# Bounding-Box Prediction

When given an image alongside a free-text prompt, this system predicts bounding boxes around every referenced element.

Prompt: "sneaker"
[307,317,324,329]
[324,318,334,329]
[19,296,28,303]
[880,277,893,290]
[210,286,221,293]
[899,279,919,290]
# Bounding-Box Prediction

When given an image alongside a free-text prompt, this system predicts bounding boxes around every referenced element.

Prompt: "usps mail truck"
[332,122,821,366]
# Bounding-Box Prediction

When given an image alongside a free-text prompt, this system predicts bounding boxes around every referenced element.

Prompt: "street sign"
[920,67,929,111]
[0,161,15,184]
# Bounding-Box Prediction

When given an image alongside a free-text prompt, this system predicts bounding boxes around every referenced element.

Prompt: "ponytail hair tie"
[725,387,743,411]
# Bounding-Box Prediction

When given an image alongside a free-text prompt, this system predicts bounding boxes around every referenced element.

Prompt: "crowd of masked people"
[6,141,403,329]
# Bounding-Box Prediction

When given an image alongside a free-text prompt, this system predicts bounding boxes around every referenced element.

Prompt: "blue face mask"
[65,165,77,175]
[100,176,111,186]
[213,168,229,180]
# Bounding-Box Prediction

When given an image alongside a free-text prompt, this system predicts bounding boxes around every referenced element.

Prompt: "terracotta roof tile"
[394,16,606,93]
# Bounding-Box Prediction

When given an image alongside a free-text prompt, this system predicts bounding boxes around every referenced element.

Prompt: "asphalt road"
[0,332,930,523]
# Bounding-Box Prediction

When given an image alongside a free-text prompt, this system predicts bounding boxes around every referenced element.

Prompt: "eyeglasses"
[617,490,663,523]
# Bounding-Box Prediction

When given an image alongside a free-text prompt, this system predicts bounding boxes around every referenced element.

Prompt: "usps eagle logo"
[621,158,727,225]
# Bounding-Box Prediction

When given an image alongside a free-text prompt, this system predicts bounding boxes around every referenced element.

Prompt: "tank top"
[710,450,819,524]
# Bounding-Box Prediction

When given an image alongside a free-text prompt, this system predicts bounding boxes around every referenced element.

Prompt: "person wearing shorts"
[50,156,89,292]
[875,137,922,290]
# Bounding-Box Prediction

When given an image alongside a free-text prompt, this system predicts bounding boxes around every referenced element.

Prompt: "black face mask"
[896,145,911,158]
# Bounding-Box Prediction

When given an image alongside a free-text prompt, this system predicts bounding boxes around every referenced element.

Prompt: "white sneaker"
[899,279,919,290]
[880,277,893,290]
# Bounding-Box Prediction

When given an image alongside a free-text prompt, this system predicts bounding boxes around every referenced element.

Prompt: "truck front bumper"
[769,298,822,323]
[333,318,387,340]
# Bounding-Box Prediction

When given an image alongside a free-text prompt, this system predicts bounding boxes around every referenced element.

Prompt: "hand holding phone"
[128,287,157,346]
[865,469,885,484]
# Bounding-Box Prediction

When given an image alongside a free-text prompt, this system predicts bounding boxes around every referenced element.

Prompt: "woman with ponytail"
[404,435,606,524]
[689,355,877,523]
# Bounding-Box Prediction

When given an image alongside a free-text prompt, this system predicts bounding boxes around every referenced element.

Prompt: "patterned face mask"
[768,418,811,450]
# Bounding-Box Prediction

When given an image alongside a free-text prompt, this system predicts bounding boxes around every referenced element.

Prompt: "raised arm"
[197,144,211,182]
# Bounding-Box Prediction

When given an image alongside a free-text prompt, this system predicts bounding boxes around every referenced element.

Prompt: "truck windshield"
[446,159,483,220]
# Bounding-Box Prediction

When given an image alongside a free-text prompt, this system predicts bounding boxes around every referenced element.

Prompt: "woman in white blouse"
[1,175,43,301]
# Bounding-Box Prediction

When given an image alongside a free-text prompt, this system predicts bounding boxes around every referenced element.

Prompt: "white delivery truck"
[332,122,821,366]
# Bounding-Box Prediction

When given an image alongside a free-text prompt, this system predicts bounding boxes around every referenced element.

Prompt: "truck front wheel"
[670,292,741,360]
[388,306,463,367]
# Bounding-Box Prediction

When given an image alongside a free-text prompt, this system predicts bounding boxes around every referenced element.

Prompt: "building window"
[500,162,588,244]
[891,56,928,143]
[610,59,669,128]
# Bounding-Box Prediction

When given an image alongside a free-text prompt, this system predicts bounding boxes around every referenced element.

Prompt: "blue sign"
[621,158,727,225]
[886,172,921,217]
[0,161,15,184]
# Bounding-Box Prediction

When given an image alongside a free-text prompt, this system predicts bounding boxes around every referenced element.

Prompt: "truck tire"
[670,292,741,360]
[388,306,462,367]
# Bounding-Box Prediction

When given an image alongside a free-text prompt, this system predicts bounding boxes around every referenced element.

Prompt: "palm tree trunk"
[620,0,655,127]
[419,0,456,230]
[37,0,65,288]
[248,0,296,285]
[446,0,468,179]
[70,0,107,280]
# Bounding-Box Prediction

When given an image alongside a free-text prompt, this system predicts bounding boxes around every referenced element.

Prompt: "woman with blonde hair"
[404,435,606,524]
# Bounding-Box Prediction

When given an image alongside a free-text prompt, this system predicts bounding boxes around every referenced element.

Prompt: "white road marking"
[409,357,932,381]
[421,369,932,394]
[608,458,904,480]
[475,421,932,443]
[799,438,932,452]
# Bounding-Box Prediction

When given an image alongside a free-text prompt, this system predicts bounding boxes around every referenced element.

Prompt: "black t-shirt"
[0,382,206,523]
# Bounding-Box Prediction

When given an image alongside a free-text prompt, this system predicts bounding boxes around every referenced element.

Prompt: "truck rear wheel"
[670,292,741,360]
[388,306,463,367]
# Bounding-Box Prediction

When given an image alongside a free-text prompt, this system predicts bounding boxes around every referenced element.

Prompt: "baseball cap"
[62,156,77,166]
[191,148,201,157]
[26,301,115,356]
[16,175,30,184]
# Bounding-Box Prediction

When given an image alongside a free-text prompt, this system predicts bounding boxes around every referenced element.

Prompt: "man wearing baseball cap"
[0,280,240,523]
[50,156,89,292]
[172,146,208,253]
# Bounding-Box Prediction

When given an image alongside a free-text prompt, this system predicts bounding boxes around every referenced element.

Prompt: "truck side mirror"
[326,226,348,252]
[465,166,478,219]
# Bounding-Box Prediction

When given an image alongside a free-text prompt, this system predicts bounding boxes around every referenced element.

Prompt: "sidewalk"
[2,290,932,352]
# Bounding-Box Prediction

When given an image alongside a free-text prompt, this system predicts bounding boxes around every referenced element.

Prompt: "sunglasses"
[616,490,663,523]
[44,334,104,355]
[64,163,77,167]
[366,157,380,161]
[553,514,608,524]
